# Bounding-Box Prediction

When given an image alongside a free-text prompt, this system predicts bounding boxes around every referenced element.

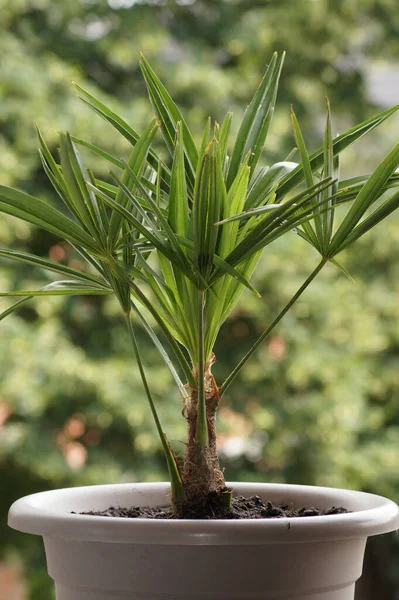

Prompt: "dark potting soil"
[79,493,349,520]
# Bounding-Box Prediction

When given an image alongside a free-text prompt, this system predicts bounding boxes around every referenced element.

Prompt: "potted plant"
[4,53,399,600]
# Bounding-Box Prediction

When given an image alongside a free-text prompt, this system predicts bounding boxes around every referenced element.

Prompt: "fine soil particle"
[79,493,349,520]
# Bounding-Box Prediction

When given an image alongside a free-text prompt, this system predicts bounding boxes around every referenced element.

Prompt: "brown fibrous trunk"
[180,354,227,511]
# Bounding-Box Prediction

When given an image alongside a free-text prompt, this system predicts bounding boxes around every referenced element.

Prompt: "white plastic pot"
[8,482,399,600]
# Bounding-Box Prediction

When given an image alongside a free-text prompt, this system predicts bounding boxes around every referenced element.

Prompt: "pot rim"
[8,482,399,545]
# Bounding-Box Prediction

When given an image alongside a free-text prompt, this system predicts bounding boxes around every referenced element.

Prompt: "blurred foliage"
[0,1,399,599]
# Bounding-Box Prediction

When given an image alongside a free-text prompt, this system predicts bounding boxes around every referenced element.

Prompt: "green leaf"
[175,234,259,297]
[108,117,159,247]
[169,121,189,236]
[221,177,335,269]
[210,253,260,298]
[290,108,314,189]
[132,301,189,399]
[71,136,124,169]
[335,188,399,253]
[251,188,341,253]
[217,177,332,229]
[0,296,33,321]
[0,280,113,297]
[245,162,297,211]
[89,183,170,253]
[329,142,399,256]
[112,163,199,283]
[134,249,178,306]
[36,126,78,218]
[73,81,168,181]
[215,202,281,225]
[35,124,67,196]
[218,159,250,257]
[86,168,110,234]
[277,104,399,200]
[0,248,108,286]
[88,181,194,282]
[290,107,321,248]
[330,258,355,282]
[219,112,233,172]
[139,53,198,192]
[227,52,284,188]
[120,272,196,388]
[192,140,224,280]
[335,173,399,206]
[59,132,98,236]
[220,251,262,324]
[0,186,101,254]
[284,147,298,161]
[59,132,106,243]
[192,117,212,219]
[321,98,335,251]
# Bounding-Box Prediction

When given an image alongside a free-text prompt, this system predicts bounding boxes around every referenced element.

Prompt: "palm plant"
[1,53,399,514]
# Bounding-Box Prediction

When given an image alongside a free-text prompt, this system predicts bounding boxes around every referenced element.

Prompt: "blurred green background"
[1,1,399,598]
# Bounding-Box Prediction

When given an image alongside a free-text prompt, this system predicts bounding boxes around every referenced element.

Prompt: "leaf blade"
[0,280,113,297]
[0,186,101,254]
[139,53,198,191]
[0,248,108,286]
[227,52,284,188]
[329,142,399,256]
[277,104,399,200]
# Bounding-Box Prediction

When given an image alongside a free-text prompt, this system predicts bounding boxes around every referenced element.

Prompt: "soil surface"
[79,493,349,520]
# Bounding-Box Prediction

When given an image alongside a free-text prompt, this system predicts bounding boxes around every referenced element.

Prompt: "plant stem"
[195,290,208,445]
[220,258,328,396]
[124,311,185,504]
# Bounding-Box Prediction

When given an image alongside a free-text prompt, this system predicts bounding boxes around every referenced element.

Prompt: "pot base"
[44,536,365,600]
[54,584,356,600]
[8,482,399,600]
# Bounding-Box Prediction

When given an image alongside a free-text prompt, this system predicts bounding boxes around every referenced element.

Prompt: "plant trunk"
[180,355,227,511]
